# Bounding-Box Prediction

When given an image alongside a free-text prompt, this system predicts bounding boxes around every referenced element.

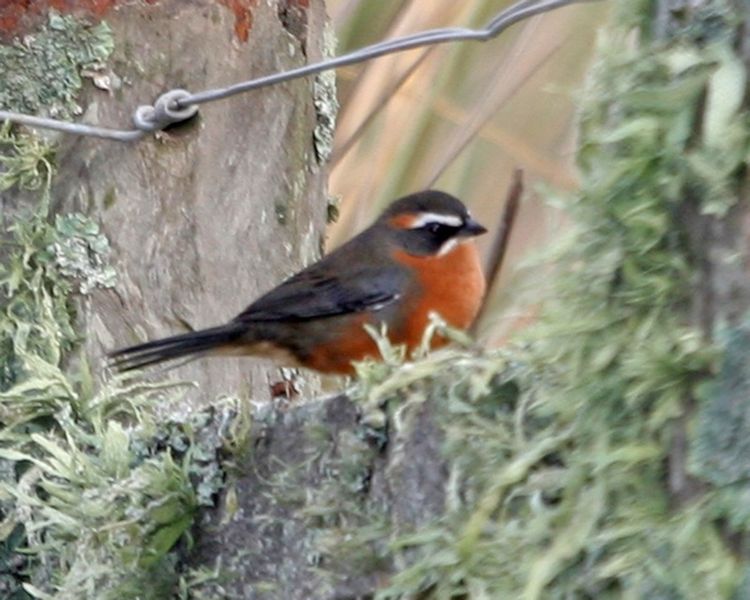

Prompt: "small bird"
[110,190,487,375]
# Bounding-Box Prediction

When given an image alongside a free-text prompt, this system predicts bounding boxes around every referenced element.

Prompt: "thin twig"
[471,168,524,335]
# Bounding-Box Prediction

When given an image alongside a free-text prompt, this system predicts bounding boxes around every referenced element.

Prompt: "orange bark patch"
[0,0,158,37]
[0,0,252,43]
[217,0,257,43]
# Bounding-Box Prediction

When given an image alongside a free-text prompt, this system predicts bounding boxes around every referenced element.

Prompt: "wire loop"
[133,89,198,132]
[0,0,599,143]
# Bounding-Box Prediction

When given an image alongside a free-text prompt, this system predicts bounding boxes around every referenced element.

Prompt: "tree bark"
[1,3,336,597]
[42,0,331,403]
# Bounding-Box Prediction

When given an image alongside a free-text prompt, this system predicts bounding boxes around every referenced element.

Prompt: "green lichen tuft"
[0,11,114,119]
[50,213,117,294]
[0,69,234,600]
[0,10,240,599]
[0,197,74,395]
[0,10,113,201]
[690,320,750,532]
[0,385,238,599]
[0,183,236,598]
[0,123,55,193]
[312,23,339,166]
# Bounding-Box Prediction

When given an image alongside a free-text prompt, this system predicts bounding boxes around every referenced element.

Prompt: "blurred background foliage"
[326,0,611,346]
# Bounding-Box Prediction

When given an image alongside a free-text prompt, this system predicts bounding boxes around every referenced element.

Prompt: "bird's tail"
[108,323,246,372]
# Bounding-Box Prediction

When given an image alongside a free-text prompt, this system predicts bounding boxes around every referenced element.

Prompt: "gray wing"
[233,253,407,323]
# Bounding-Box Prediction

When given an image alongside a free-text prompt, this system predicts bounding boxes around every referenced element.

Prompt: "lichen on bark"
[6,1,750,599]
[0,12,233,600]
[0,11,114,119]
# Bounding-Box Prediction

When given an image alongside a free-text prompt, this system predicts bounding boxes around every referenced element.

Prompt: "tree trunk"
[0,1,335,597]
[4,0,333,403]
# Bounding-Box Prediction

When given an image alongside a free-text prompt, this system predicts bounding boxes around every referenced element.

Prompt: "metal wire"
[0,0,600,143]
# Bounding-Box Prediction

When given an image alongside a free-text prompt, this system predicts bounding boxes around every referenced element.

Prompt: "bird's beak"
[460,218,488,238]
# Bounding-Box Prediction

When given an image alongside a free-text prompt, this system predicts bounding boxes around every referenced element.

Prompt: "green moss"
[292,1,750,598]
[3,2,748,598]
[0,182,236,597]
[0,12,236,597]
[0,196,75,395]
[0,11,114,119]
[103,187,117,210]
[0,123,55,193]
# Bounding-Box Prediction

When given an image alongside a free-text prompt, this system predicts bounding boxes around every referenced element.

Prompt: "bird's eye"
[426,222,442,234]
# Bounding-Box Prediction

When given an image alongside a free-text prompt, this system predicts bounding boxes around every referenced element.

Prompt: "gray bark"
[188,393,449,599]
[653,0,750,508]
[51,0,332,404]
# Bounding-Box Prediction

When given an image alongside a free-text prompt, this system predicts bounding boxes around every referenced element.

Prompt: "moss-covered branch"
[187,1,750,598]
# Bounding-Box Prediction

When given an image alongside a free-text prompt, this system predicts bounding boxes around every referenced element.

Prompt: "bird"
[109,190,488,375]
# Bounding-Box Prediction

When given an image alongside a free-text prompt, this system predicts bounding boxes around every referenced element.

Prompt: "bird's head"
[379,190,488,257]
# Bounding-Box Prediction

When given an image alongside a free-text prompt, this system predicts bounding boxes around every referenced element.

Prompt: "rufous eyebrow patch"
[388,213,420,229]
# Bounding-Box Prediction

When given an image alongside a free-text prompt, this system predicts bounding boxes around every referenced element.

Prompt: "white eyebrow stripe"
[408,212,463,228]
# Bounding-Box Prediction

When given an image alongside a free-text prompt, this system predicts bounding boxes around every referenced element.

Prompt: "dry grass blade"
[330,0,366,26]
[329,1,471,239]
[422,18,566,188]
[331,48,433,167]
